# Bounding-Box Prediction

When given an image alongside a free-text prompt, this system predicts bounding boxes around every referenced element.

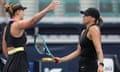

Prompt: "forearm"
[2,41,8,58]
[61,50,80,62]
[97,50,104,63]
[2,27,8,58]
[2,48,8,58]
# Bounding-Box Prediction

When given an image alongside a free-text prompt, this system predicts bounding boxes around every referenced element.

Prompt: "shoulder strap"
[5,21,14,38]
[84,24,97,35]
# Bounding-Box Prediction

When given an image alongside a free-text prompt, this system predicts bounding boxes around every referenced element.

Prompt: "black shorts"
[79,56,98,72]
[3,51,29,72]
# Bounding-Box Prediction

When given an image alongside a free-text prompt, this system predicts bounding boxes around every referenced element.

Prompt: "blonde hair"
[4,3,21,18]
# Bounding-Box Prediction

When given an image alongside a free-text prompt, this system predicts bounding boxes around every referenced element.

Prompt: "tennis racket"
[34,27,58,63]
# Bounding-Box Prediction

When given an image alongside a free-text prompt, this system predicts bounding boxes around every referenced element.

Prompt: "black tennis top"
[5,21,27,48]
[79,24,98,59]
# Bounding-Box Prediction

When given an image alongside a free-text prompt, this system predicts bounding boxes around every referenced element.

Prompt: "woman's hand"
[97,65,104,72]
[53,57,64,64]
[46,0,58,12]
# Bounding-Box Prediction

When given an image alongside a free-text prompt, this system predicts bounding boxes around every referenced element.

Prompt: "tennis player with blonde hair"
[2,1,58,72]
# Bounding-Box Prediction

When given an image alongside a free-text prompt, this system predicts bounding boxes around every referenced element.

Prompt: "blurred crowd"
[0,0,6,18]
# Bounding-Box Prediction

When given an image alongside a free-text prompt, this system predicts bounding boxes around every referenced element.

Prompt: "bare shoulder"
[12,20,25,29]
[11,22,19,28]
[89,25,100,33]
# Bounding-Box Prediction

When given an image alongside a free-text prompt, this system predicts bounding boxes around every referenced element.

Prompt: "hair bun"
[4,4,10,12]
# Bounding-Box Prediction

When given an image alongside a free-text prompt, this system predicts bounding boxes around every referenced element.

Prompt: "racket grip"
[54,58,59,64]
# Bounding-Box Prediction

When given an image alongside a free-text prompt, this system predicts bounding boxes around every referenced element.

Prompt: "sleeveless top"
[79,24,98,59]
[5,21,27,48]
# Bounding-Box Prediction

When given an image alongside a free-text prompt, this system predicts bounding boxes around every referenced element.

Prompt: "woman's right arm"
[55,43,81,64]
[2,26,8,58]
[55,30,85,63]
[18,1,58,29]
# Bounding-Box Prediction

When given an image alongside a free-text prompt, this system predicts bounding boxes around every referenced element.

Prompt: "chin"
[83,21,89,25]
[20,18,24,20]
[83,22,87,25]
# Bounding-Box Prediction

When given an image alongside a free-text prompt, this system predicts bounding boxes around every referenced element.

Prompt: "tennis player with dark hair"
[55,8,104,72]
[2,1,58,72]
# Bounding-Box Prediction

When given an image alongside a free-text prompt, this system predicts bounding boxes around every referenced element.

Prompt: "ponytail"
[4,4,14,18]
[96,17,103,27]
[4,3,20,18]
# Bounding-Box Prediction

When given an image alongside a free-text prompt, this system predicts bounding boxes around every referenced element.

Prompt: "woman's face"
[15,9,25,20]
[82,15,92,25]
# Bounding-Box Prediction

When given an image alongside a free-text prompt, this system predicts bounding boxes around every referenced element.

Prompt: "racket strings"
[37,37,44,54]
[38,42,45,52]
[34,34,54,57]
[37,42,50,55]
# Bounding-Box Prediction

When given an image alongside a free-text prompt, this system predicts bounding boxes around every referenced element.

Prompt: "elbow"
[27,19,37,28]
[29,18,35,25]
[29,16,39,25]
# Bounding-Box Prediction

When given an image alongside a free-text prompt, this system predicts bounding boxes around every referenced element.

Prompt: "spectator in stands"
[0,0,6,18]
[55,8,104,72]
[2,1,58,72]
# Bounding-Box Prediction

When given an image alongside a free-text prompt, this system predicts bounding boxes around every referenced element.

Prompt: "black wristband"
[99,62,104,67]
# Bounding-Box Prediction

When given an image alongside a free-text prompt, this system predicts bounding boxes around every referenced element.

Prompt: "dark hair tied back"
[96,17,103,27]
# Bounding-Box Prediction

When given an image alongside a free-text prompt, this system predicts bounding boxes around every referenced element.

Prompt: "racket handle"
[54,58,59,64]
[48,54,59,63]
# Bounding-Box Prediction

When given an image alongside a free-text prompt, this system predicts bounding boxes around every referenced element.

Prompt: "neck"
[86,21,95,29]
[12,16,20,21]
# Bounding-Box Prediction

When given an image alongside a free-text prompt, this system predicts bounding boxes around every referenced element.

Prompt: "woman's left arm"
[89,26,104,72]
